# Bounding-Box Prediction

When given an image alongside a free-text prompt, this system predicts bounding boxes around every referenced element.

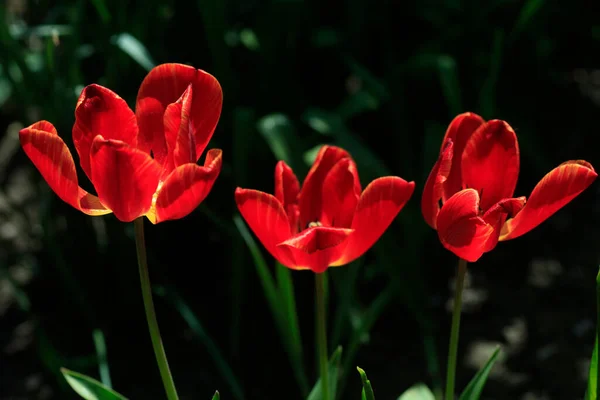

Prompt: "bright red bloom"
[235,145,415,273]
[422,112,597,262]
[20,63,223,223]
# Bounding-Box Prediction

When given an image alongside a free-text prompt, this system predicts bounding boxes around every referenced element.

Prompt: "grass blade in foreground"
[307,346,343,400]
[357,367,375,400]
[61,368,128,400]
[212,391,221,400]
[277,263,310,394]
[458,346,501,400]
[397,383,436,400]
[92,329,112,389]
[234,215,309,393]
[584,267,600,400]
[154,285,245,400]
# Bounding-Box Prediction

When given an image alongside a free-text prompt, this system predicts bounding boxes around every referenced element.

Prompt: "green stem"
[315,272,330,400]
[445,258,467,400]
[134,218,179,400]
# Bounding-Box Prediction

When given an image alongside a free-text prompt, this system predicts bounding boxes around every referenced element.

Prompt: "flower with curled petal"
[19,63,223,223]
[235,145,415,273]
[422,112,597,262]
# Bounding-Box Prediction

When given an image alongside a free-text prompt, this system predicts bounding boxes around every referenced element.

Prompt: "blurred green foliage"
[1,0,600,399]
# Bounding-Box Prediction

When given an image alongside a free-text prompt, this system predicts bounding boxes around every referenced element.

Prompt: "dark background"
[1,0,600,399]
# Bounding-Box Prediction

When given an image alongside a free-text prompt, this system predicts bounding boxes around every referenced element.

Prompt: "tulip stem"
[445,258,467,400]
[315,272,330,400]
[134,218,179,400]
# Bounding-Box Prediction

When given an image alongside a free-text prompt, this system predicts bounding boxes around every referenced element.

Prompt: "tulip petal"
[235,188,296,267]
[73,84,138,180]
[440,112,485,199]
[298,145,351,228]
[136,63,222,165]
[461,120,520,211]
[19,121,111,216]
[150,149,222,223]
[422,139,453,229]
[334,176,415,266]
[437,189,494,262]
[500,160,597,241]
[481,197,526,252]
[275,161,301,233]
[277,226,353,273]
[321,158,361,229]
[90,136,161,222]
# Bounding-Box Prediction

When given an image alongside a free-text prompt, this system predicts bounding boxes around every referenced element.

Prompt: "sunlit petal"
[500,160,597,241]
[90,136,161,222]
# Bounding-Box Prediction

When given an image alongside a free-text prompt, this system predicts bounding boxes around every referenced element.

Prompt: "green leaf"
[584,267,600,400]
[154,285,245,400]
[338,285,394,396]
[234,216,308,395]
[458,346,501,400]
[233,215,280,323]
[92,330,112,388]
[61,368,127,400]
[357,367,375,400]
[212,391,221,400]
[239,29,260,51]
[110,33,155,72]
[397,383,436,400]
[257,113,303,172]
[437,55,461,117]
[510,0,545,41]
[276,263,309,394]
[307,346,343,400]
[585,337,598,400]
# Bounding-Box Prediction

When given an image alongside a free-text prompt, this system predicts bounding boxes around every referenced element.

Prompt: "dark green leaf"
[110,33,155,71]
[307,346,343,400]
[154,286,245,400]
[357,367,375,400]
[584,267,600,400]
[61,368,127,400]
[458,346,501,400]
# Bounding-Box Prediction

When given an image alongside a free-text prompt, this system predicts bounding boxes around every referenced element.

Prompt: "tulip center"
[308,221,323,228]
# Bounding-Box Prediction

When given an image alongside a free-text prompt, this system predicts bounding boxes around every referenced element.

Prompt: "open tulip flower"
[422,112,597,262]
[19,63,223,223]
[235,145,415,273]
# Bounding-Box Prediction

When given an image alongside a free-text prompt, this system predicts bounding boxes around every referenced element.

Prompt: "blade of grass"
[257,113,306,177]
[307,346,343,400]
[92,329,112,389]
[478,30,504,118]
[509,0,545,43]
[584,267,600,400]
[338,284,395,397]
[357,367,375,400]
[233,215,281,322]
[437,55,461,117]
[154,285,245,400]
[331,260,363,348]
[61,368,127,400]
[233,215,308,393]
[111,33,155,72]
[276,263,310,395]
[90,0,112,23]
[230,107,256,356]
[458,346,501,400]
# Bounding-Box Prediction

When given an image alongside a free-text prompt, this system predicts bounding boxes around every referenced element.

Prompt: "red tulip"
[235,145,415,273]
[422,112,597,262]
[20,63,223,223]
